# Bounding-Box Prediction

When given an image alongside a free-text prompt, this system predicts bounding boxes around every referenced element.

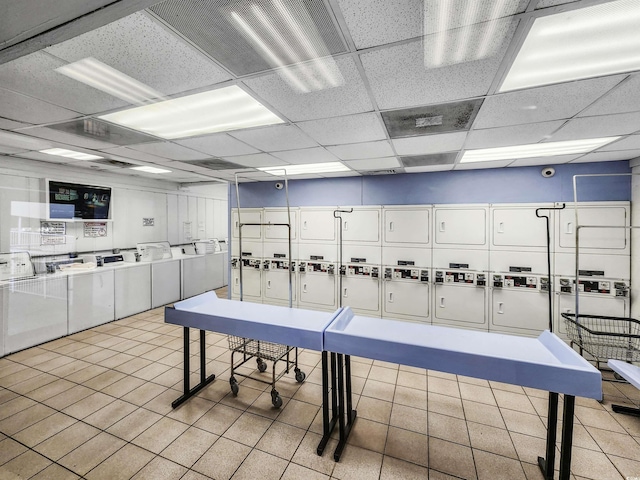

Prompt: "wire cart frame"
[230,172,305,408]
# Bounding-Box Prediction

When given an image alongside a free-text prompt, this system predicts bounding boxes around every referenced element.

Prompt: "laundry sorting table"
[165,293,602,480]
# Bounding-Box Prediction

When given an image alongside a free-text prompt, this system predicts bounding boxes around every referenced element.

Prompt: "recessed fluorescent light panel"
[55,57,166,105]
[39,148,103,160]
[423,0,523,68]
[130,166,172,174]
[501,0,640,92]
[460,137,620,163]
[258,162,350,175]
[99,86,284,139]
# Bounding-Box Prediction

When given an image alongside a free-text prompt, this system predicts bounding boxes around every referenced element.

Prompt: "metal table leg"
[171,327,215,408]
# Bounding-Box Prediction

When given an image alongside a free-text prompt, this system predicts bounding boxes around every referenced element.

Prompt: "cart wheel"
[271,389,283,408]
[295,368,306,383]
[257,359,267,373]
[230,377,239,396]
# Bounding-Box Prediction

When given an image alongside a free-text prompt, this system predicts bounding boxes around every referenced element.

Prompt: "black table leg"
[318,351,338,455]
[171,327,215,408]
[559,395,575,480]
[333,353,357,461]
[538,392,559,480]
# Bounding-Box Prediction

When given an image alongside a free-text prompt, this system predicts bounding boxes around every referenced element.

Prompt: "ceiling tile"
[507,154,580,167]
[455,160,513,169]
[271,147,340,164]
[297,113,386,145]
[401,152,457,167]
[321,171,361,178]
[393,131,467,155]
[0,118,32,130]
[545,111,640,142]
[11,151,84,163]
[47,117,158,146]
[0,87,80,124]
[244,56,373,121]
[0,131,53,151]
[175,133,260,157]
[535,0,579,8]
[465,120,565,149]
[0,52,128,114]
[45,12,231,97]
[16,126,117,150]
[178,159,245,170]
[405,164,454,173]
[344,157,400,170]
[473,75,625,129]
[229,125,317,151]
[360,19,518,109]
[100,146,173,163]
[579,74,640,117]
[327,140,394,160]
[128,142,208,160]
[223,153,286,168]
[570,150,640,163]
[0,146,27,154]
[600,135,640,152]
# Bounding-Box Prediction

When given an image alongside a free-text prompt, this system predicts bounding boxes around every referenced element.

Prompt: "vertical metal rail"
[234,177,244,302]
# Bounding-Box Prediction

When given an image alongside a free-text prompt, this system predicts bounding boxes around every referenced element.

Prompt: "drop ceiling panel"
[321,171,361,178]
[0,131,53,151]
[244,56,373,122]
[455,160,513,169]
[507,154,580,167]
[223,153,286,168]
[45,12,231,97]
[0,146,27,154]
[175,134,260,157]
[465,120,565,149]
[297,113,387,145]
[545,112,640,142]
[12,151,85,163]
[0,119,31,130]
[48,118,158,146]
[150,0,347,77]
[360,19,518,109]
[600,135,640,152]
[392,131,467,155]
[327,141,394,160]
[128,142,208,161]
[535,0,579,8]
[16,126,117,150]
[405,164,454,173]
[0,52,128,114]
[271,147,340,164]
[570,150,640,163]
[0,87,80,124]
[229,124,317,151]
[179,159,246,170]
[473,75,625,129]
[100,146,174,164]
[579,74,640,117]
[401,152,457,167]
[345,157,400,170]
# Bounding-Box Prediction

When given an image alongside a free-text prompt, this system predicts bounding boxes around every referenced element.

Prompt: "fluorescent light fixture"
[258,162,351,175]
[423,0,519,68]
[55,57,165,105]
[39,148,103,160]
[99,86,284,139]
[130,166,172,174]
[500,0,640,92]
[460,137,620,163]
[229,0,344,93]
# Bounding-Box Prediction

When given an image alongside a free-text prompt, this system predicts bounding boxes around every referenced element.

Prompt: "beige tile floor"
[1,287,640,479]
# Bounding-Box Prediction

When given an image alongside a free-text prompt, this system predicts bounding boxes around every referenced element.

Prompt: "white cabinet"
[68,269,114,334]
[115,264,151,319]
[182,256,207,299]
[340,207,381,243]
[3,276,68,353]
[299,208,336,242]
[214,199,228,240]
[151,260,181,308]
[383,206,431,246]
[434,206,488,247]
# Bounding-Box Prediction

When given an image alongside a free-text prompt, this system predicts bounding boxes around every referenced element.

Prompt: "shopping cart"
[562,313,640,369]
[227,336,305,408]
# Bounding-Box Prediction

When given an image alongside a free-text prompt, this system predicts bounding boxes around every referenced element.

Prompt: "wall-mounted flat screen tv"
[48,180,112,220]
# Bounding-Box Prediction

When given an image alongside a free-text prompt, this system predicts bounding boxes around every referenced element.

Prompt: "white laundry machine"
[231,256,262,303]
[433,268,488,331]
[382,265,430,323]
[262,257,297,307]
[298,260,337,312]
[340,262,381,316]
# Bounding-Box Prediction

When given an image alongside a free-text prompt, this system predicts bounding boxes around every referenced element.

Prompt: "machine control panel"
[345,264,379,278]
[558,278,629,297]
[492,274,548,291]
[231,258,261,269]
[384,267,429,282]
[435,270,485,286]
[264,259,293,271]
[300,261,335,275]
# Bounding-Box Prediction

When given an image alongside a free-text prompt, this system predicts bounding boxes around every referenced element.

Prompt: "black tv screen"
[48,180,112,220]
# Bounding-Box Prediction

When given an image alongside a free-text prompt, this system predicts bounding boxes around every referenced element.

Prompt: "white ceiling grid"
[0,0,639,183]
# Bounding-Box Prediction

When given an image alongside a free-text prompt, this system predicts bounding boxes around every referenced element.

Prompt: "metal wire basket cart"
[562,313,640,369]
[229,173,305,408]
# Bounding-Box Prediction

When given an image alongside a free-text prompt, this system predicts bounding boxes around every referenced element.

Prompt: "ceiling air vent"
[93,159,138,167]
[47,118,158,145]
[382,99,483,139]
[362,169,400,175]
[401,152,457,167]
[184,159,245,170]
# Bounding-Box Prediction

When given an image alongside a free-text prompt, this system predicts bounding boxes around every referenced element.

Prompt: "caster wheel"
[257,359,267,373]
[271,390,283,408]
[295,368,306,383]
[230,377,239,396]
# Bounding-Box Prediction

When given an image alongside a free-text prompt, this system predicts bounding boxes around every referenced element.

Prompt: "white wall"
[631,165,640,319]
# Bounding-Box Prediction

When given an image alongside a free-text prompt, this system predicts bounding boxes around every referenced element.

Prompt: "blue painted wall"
[232,161,631,208]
